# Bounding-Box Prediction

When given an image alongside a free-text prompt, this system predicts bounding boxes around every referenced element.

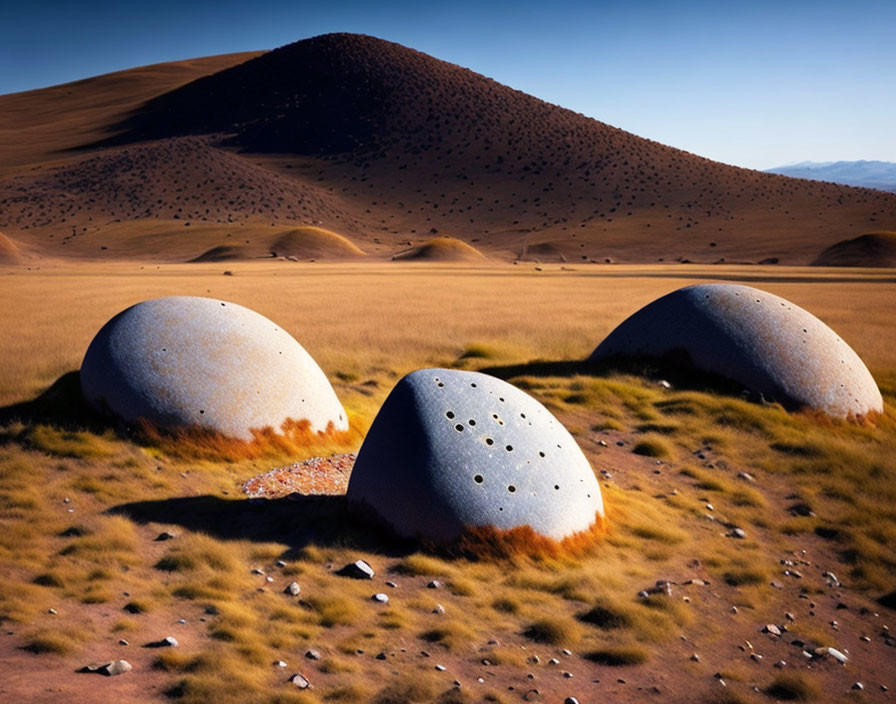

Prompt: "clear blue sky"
[2,0,894,170]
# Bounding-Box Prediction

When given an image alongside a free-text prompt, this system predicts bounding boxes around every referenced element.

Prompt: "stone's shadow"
[479,355,757,403]
[110,494,415,557]
[0,370,109,431]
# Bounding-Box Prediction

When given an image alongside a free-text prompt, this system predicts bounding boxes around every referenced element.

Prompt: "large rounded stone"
[589,283,882,417]
[81,296,347,439]
[346,369,603,544]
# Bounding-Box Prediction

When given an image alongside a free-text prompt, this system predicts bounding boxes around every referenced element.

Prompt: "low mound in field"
[0,232,22,264]
[270,227,365,260]
[812,231,896,267]
[189,245,251,262]
[392,236,486,262]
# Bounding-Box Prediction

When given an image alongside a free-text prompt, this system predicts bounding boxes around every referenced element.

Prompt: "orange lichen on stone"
[133,416,360,462]
[449,511,607,561]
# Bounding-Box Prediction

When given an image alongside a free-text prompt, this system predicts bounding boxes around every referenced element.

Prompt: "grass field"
[1,261,894,703]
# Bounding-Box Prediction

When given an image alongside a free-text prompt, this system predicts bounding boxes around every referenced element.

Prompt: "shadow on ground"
[479,356,756,403]
[110,494,415,558]
[0,371,99,427]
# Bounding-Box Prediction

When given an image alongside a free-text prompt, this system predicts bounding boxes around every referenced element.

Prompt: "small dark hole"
[539,451,545,458]
[199,410,205,414]
[446,411,455,419]
[485,438,494,446]
[455,424,464,432]
[437,382,444,387]
[554,485,560,490]
[520,413,526,419]
[507,485,516,493]
[474,475,484,484]
[471,383,477,388]
[468,419,476,426]
[499,397,505,402]
[505,445,513,452]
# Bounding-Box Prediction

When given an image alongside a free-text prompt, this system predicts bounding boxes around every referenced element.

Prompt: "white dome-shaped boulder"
[346,369,604,545]
[81,296,348,440]
[589,284,882,418]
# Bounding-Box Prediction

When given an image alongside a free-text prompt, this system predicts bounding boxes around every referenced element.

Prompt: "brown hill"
[188,245,251,262]
[270,227,365,259]
[0,232,22,264]
[812,231,896,267]
[1,33,894,263]
[391,236,486,262]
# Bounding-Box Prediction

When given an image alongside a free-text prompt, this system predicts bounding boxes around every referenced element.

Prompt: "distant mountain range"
[764,161,896,193]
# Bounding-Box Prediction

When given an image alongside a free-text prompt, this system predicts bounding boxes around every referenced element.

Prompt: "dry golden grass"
[0,261,894,702]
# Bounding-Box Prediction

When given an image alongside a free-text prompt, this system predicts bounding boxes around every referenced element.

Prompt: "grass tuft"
[764,673,820,701]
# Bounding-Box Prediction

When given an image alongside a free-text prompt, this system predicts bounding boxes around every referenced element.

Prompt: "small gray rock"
[372,593,389,604]
[337,560,375,579]
[435,664,446,671]
[427,580,443,589]
[146,636,178,648]
[762,624,781,636]
[729,528,746,539]
[433,604,445,614]
[289,673,310,689]
[305,649,321,660]
[284,581,301,596]
[79,660,132,676]
[827,647,848,664]
[565,698,580,704]
[155,531,177,541]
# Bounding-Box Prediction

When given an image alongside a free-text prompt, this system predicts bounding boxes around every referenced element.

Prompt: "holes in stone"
[485,437,494,446]
[507,485,516,493]
[554,485,560,490]
[539,451,545,458]
[471,383,477,388]
[498,507,503,511]
[499,397,505,402]
[199,409,205,414]
[520,413,526,419]
[437,382,445,387]
[455,424,464,432]
[446,411,455,419]
[220,302,226,306]
[161,348,167,352]
[473,474,484,484]
[468,419,476,426]
[505,445,513,452]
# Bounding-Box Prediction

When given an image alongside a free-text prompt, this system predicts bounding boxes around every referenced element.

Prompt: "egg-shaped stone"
[589,283,882,417]
[80,296,347,439]
[346,369,604,544]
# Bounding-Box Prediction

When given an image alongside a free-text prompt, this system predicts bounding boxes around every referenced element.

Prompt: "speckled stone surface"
[589,283,882,417]
[81,296,348,439]
[346,369,603,544]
